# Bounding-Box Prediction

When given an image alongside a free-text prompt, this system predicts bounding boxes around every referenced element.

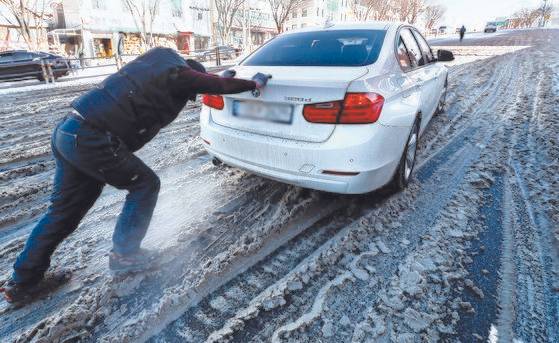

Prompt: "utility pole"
[242,0,247,49]
[209,0,217,45]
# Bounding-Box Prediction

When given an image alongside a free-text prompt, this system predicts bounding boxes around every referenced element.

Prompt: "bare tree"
[349,0,375,21]
[396,0,425,24]
[350,0,395,21]
[266,0,305,33]
[214,0,246,44]
[514,8,540,28]
[0,0,53,50]
[122,0,161,52]
[423,4,445,31]
[537,2,553,26]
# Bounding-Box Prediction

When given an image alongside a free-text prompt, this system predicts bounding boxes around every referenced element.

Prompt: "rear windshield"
[242,29,387,67]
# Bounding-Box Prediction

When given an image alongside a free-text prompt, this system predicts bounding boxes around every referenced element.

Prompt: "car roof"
[283,21,406,35]
[1,50,29,54]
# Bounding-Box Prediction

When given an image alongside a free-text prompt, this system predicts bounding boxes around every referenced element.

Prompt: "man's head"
[185,59,206,101]
[186,59,206,74]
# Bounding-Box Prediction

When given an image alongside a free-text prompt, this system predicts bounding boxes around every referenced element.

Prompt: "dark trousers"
[12,116,160,285]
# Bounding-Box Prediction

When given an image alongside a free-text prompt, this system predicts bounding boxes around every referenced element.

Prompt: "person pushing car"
[1,47,270,304]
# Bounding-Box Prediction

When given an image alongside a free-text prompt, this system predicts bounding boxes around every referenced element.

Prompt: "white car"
[200,22,454,194]
[484,22,497,33]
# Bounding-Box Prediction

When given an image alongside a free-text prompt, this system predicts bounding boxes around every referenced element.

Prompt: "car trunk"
[209,65,368,143]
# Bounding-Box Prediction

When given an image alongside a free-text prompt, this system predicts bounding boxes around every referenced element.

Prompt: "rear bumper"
[200,108,411,194]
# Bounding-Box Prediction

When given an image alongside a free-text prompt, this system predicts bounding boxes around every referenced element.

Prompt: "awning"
[48,28,83,36]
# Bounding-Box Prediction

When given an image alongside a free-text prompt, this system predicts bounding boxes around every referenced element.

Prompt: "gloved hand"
[252,73,271,89]
[221,69,236,78]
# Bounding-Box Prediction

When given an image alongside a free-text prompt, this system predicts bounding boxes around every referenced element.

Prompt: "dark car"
[193,45,239,62]
[0,50,71,81]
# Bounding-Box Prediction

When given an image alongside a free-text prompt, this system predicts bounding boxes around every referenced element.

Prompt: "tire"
[390,116,420,191]
[435,77,448,115]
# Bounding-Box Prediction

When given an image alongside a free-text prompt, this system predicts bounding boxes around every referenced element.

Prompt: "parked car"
[484,22,497,33]
[40,52,73,77]
[0,50,70,81]
[200,22,454,194]
[438,26,448,34]
[193,45,239,62]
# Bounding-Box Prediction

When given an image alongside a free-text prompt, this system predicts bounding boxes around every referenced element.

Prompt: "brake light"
[303,93,384,124]
[202,94,224,110]
[302,101,342,123]
[340,93,384,124]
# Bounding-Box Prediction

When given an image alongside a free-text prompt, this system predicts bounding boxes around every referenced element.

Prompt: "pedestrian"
[460,25,466,42]
[1,47,270,304]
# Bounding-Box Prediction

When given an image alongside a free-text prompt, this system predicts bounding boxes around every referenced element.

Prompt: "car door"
[399,28,431,133]
[13,51,37,78]
[411,29,443,126]
[0,53,15,79]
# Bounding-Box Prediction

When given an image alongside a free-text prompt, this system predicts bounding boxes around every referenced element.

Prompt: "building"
[283,0,355,31]
[212,0,276,50]
[49,0,212,58]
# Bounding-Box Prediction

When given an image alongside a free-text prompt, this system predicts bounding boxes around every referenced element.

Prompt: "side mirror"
[437,49,455,62]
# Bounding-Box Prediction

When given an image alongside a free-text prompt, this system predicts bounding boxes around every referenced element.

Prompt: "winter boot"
[1,270,72,305]
[109,248,160,275]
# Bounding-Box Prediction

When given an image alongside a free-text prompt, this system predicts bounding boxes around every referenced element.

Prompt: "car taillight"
[340,93,384,124]
[202,94,224,110]
[302,101,342,123]
[303,93,384,124]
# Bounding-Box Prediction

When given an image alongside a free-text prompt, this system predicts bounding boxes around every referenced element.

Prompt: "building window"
[197,12,203,20]
[302,8,307,17]
[292,10,297,18]
[292,24,297,29]
[171,0,182,17]
[91,0,106,10]
[301,23,307,27]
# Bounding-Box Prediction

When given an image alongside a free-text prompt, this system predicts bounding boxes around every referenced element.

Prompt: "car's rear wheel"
[436,77,448,114]
[390,116,420,191]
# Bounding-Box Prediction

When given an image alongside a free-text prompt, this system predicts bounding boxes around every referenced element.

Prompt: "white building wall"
[217,0,276,49]
[63,0,210,35]
[61,0,212,56]
[284,0,355,31]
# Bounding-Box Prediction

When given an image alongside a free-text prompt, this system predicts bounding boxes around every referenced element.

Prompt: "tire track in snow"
[153,49,521,342]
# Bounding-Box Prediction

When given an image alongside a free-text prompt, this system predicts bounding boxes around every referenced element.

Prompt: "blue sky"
[438,0,552,30]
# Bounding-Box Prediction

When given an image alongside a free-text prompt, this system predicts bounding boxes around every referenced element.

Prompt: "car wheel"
[390,116,420,191]
[436,77,448,114]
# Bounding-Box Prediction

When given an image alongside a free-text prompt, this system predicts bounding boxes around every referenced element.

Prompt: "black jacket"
[72,47,255,151]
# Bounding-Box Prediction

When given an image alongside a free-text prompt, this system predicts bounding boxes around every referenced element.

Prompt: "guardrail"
[0,46,242,88]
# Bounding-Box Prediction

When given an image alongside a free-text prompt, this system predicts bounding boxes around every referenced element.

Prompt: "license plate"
[233,101,293,124]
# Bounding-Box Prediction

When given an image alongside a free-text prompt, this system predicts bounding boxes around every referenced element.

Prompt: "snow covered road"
[1,29,558,342]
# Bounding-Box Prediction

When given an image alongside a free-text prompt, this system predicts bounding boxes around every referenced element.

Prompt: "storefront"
[177,31,192,54]
[47,28,83,56]
[193,34,209,51]
[92,34,113,57]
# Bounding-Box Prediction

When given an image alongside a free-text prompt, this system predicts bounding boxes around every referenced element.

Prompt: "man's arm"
[172,67,256,96]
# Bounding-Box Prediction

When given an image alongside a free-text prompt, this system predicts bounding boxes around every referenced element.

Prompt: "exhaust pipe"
[212,157,223,166]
